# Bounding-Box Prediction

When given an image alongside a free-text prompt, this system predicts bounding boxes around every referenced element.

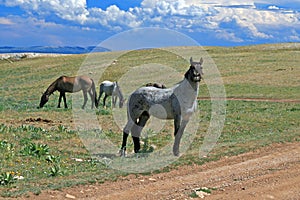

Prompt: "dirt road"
[26,142,300,200]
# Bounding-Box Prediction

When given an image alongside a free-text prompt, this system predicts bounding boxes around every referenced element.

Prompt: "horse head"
[38,92,49,108]
[185,57,203,82]
[115,82,126,108]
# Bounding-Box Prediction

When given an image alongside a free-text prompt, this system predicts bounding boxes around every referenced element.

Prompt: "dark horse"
[39,75,98,109]
[120,57,203,157]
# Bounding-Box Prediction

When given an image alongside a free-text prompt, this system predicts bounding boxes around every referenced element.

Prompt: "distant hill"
[0,46,111,54]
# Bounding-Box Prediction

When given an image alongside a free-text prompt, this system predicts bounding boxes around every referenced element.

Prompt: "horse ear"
[190,57,193,65]
[199,57,203,65]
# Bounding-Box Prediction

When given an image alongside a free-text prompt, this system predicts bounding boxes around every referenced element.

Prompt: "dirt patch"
[22,117,64,128]
[25,117,54,123]
[17,142,300,200]
[198,97,300,103]
[0,117,67,130]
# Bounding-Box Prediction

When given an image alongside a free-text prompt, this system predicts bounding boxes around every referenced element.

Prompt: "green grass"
[0,44,300,197]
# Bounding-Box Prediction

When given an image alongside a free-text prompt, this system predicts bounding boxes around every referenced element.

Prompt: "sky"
[0,0,300,48]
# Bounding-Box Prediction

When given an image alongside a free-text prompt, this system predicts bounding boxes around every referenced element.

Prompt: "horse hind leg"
[88,90,94,109]
[131,111,150,153]
[62,92,68,108]
[82,91,88,109]
[103,94,108,108]
[120,109,148,156]
[112,95,117,108]
[120,119,135,157]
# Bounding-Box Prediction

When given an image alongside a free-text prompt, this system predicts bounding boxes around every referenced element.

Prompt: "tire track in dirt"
[198,97,300,103]
[30,142,300,200]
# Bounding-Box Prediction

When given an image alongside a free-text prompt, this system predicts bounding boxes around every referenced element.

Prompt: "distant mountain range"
[0,46,110,54]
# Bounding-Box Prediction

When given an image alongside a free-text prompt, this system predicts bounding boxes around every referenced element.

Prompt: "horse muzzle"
[193,75,201,82]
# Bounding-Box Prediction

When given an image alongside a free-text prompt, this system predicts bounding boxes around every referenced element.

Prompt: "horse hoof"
[173,150,180,157]
[119,149,126,157]
[174,153,180,157]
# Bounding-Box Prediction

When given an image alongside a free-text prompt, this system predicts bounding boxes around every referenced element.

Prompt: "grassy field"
[0,44,299,197]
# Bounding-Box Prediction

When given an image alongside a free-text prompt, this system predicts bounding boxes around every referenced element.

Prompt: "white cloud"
[0,15,108,46]
[207,3,300,40]
[3,0,89,24]
[186,0,255,6]
[0,17,14,25]
[1,0,300,44]
[215,30,244,42]
[88,5,142,30]
[268,5,280,10]
[0,16,66,45]
[138,0,300,41]
[288,35,300,41]
[256,0,300,5]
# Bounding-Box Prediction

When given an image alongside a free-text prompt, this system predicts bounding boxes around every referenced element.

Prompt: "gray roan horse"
[97,80,125,108]
[120,57,204,157]
[39,75,98,109]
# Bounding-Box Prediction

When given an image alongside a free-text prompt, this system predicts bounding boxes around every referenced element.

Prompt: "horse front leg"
[62,92,68,108]
[82,91,88,109]
[112,95,117,108]
[103,94,108,108]
[173,116,189,156]
[58,92,63,108]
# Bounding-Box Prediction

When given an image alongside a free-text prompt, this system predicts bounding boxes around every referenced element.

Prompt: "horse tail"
[91,80,98,108]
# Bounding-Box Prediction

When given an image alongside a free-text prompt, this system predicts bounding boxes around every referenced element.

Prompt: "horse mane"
[184,66,193,80]
[45,76,62,95]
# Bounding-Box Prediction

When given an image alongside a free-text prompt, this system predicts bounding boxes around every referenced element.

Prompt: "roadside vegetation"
[0,44,299,197]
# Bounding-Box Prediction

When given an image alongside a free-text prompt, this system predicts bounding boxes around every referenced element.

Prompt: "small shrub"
[20,143,50,157]
[0,172,16,185]
[45,155,60,163]
[189,187,213,198]
[140,136,154,154]
[57,125,67,132]
[0,140,14,151]
[49,164,63,177]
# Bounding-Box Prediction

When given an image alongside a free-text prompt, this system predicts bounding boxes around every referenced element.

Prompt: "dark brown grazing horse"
[39,75,98,109]
[145,82,167,89]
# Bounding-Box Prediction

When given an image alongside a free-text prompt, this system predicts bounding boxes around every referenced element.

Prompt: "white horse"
[120,57,204,156]
[97,81,125,108]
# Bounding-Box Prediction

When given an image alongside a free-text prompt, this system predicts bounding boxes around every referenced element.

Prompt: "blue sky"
[0,0,300,48]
